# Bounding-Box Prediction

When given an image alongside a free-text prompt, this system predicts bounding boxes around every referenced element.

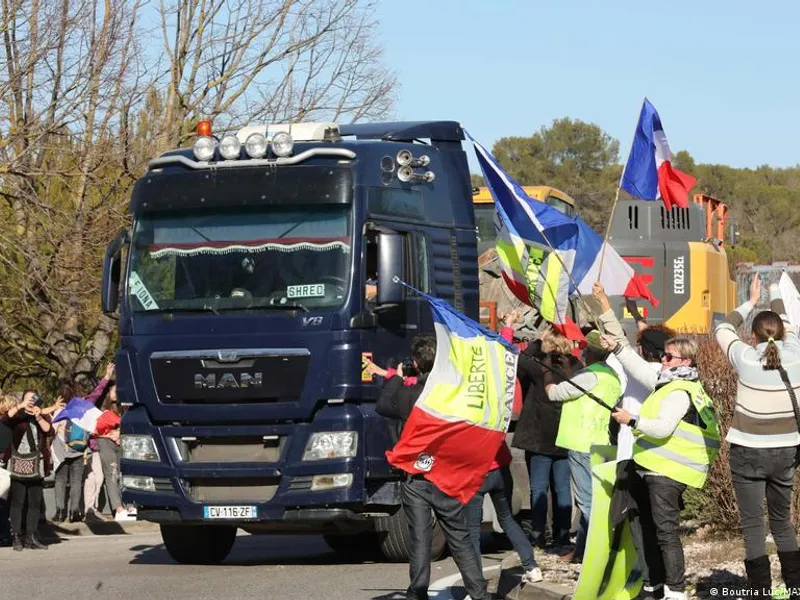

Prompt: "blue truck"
[100,120,494,564]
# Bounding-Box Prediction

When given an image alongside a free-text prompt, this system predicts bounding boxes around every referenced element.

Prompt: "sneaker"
[521,567,544,585]
[114,509,135,522]
[126,505,137,516]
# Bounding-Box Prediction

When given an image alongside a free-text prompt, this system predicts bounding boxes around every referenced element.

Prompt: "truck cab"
[102,120,479,563]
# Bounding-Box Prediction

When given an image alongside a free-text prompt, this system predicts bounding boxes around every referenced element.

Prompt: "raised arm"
[715,274,760,368]
[600,333,658,392]
[592,282,629,347]
[769,282,798,346]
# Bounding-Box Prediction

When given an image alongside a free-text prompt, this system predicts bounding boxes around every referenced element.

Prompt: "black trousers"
[9,478,43,536]
[730,444,798,560]
[630,471,687,592]
[402,477,488,600]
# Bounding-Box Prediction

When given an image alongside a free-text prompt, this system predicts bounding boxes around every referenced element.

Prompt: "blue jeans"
[465,467,536,570]
[568,450,593,559]
[526,452,572,546]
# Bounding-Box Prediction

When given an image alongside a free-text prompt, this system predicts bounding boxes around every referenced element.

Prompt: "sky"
[376,0,800,173]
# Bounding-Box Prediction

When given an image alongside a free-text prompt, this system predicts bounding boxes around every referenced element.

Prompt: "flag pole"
[597,186,622,279]
[532,225,606,334]
[527,354,617,412]
[598,97,646,280]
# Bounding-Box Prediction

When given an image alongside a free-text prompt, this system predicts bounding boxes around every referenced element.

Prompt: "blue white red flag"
[386,284,518,504]
[52,398,103,433]
[620,98,696,210]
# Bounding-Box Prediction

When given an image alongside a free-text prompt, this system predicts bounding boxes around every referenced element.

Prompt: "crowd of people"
[0,363,134,552]
[372,273,800,600]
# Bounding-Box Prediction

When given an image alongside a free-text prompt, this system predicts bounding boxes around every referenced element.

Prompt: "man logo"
[413,453,434,472]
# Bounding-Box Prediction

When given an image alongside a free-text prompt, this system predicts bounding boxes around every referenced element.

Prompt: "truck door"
[363,223,430,371]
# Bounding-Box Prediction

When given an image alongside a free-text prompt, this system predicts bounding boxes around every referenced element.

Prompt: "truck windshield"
[127,205,352,313]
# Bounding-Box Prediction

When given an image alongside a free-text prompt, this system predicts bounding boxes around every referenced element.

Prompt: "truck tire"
[160,524,237,565]
[323,532,381,558]
[375,511,446,563]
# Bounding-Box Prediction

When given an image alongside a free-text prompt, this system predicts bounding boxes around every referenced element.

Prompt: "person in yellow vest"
[544,332,621,563]
[600,334,719,600]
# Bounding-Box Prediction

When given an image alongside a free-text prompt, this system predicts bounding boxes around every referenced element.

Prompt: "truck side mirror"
[377,232,406,305]
[102,228,128,314]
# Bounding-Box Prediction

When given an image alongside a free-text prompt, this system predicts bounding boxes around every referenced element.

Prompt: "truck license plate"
[203,505,257,519]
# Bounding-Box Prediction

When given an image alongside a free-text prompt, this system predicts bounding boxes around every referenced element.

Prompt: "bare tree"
[0,0,395,390]
[0,0,147,387]
[156,0,396,148]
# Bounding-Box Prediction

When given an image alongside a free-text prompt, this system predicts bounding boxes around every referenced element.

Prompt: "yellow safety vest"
[555,363,621,453]
[633,379,720,488]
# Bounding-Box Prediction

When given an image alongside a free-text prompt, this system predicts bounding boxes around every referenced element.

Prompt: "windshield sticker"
[149,237,351,259]
[287,284,325,299]
[129,272,159,310]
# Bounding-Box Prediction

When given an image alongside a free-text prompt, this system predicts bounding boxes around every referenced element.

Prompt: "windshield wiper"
[258,303,309,313]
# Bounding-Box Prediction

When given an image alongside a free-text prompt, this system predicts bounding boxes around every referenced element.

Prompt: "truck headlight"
[122,434,161,462]
[302,432,357,461]
[122,475,156,492]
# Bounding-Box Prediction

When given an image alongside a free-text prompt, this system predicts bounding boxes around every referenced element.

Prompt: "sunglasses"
[661,352,685,362]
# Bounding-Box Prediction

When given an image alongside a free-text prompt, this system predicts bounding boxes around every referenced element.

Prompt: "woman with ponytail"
[715,274,800,598]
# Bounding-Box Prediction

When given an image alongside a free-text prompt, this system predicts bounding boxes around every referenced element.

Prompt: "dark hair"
[99,379,117,412]
[752,310,785,371]
[58,379,84,400]
[22,389,36,401]
[411,335,437,375]
[637,325,677,362]
[584,346,610,364]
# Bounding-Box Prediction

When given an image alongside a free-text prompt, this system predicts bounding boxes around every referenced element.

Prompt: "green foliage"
[490,118,622,230]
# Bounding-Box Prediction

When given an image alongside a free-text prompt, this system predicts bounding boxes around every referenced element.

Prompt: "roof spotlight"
[193,136,215,161]
[219,135,242,160]
[245,133,268,158]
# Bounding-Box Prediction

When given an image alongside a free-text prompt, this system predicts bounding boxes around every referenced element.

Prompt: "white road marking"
[428,564,501,599]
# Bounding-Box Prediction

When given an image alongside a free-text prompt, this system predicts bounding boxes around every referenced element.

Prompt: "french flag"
[52,398,103,433]
[620,98,696,210]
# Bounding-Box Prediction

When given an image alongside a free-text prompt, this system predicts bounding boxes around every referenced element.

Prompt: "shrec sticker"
[287,284,325,298]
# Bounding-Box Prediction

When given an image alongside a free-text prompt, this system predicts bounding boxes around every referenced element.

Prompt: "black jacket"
[376,373,428,443]
[511,340,582,456]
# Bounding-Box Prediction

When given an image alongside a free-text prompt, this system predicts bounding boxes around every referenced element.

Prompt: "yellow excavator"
[474,187,737,335]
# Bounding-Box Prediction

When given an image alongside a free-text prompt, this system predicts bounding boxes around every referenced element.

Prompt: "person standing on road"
[2,390,54,551]
[511,322,578,555]
[377,334,492,600]
[601,333,719,600]
[52,381,89,523]
[95,382,133,522]
[83,364,115,520]
[545,334,621,564]
[715,274,800,598]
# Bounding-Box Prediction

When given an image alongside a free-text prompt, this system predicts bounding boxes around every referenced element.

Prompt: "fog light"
[219,134,241,160]
[311,473,353,491]
[193,136,215,161]
[122,475,155,492]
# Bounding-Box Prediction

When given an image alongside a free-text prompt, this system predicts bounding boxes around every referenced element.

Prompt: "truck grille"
[174,436,284,464]
[150,348,310,404]
[185,478,279,503]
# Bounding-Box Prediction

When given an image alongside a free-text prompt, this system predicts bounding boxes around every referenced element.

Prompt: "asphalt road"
[0,531,512,600]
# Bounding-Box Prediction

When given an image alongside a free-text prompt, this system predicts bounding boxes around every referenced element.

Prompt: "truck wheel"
[375,511,446,563]
[160,524,237,565]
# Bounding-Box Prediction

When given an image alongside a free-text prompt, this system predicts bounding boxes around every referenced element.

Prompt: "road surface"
[0,531,513,600]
